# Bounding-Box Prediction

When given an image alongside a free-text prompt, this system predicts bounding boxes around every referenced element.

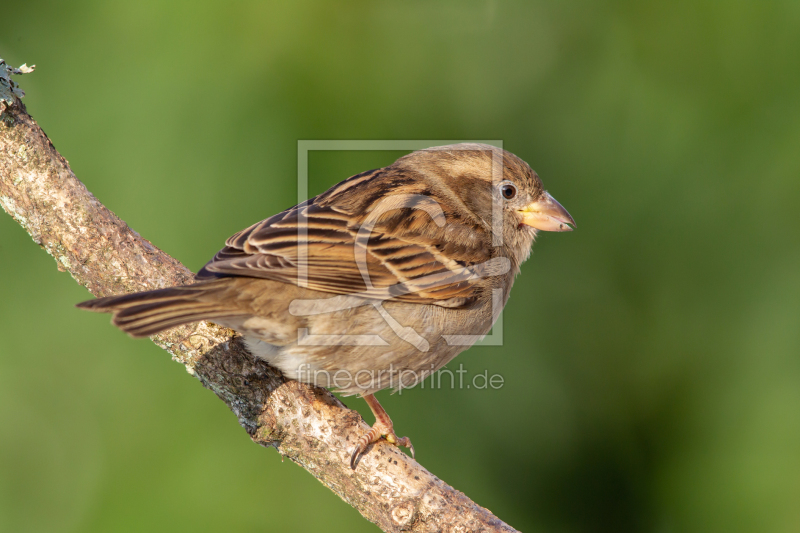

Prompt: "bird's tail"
[76,279,243,337]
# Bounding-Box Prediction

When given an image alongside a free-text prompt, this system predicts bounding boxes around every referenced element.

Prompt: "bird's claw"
[350,425,415,469]
[391,435,415,459]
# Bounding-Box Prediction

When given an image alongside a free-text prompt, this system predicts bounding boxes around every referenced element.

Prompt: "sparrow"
[77,143,575,468]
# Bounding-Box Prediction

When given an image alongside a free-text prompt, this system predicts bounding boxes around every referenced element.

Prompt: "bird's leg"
[350,393,415,469]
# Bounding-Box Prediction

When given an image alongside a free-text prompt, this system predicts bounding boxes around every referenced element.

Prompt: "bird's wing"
[196,169,498,306]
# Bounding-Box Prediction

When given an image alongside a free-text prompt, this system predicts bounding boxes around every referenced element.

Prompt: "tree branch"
[0,76,517,532]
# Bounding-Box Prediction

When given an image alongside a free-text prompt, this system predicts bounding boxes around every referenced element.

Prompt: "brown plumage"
[77,143,575,467]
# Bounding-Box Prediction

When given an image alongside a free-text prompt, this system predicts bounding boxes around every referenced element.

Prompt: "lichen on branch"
[0,58,35,125]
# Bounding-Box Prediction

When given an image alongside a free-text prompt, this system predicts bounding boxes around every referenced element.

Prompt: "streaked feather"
[195,165,504,306]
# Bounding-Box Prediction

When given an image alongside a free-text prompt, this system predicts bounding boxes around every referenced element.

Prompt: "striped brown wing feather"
[196,170,490,305]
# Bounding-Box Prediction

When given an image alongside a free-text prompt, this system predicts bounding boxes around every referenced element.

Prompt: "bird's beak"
[518,192,576,232]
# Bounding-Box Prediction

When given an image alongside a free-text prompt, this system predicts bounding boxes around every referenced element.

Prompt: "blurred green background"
[2,1,799,532]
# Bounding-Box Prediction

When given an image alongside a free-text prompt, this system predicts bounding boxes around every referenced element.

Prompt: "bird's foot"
[350,394,415,469]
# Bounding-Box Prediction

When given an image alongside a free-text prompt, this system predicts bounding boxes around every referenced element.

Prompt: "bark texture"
[0,97,518,533]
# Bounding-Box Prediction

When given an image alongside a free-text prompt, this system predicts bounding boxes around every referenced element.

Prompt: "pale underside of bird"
[77,143,575,467]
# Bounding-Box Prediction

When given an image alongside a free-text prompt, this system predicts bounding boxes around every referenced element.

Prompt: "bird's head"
[394,143,575,263]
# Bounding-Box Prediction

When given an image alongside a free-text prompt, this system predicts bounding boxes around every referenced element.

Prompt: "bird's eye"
[500,182,518,200]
